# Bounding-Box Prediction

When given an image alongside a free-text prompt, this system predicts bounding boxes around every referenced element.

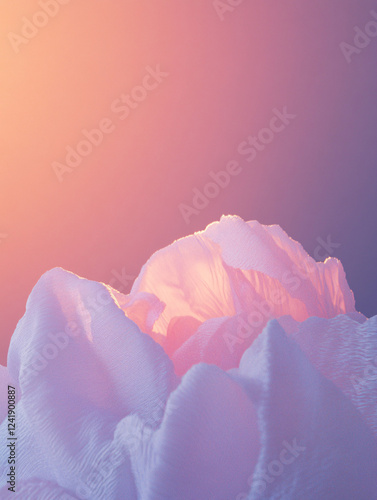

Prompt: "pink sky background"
[1,0,376,363]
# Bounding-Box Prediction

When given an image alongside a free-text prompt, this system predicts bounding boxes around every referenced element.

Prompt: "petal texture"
[234,320,377,499]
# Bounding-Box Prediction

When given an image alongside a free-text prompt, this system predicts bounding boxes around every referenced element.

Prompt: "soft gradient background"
[0,0,376,363]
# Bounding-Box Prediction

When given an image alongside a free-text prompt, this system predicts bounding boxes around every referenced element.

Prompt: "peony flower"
[0,215,376,499]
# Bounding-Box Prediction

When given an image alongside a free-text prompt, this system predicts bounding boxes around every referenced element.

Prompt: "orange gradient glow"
[1,1,377,362]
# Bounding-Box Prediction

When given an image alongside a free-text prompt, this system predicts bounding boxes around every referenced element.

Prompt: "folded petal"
[233,320,377,499]
[140,363,260,500]
[291,314,377,438]
[129,216,355,366]
[1,268,177,495]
